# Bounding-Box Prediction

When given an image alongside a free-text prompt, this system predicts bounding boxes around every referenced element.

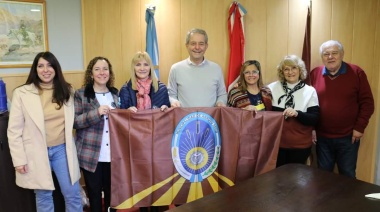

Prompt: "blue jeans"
[316,135,360,178]
[35,143,82,212]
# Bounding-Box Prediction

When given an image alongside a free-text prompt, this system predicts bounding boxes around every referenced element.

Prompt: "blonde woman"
[268,55,319,167]
[119,51,170,111]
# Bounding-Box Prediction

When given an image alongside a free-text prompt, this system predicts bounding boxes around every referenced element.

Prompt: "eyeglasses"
[322,51,339,58]
[243,70,260,75]
[283,66,298,73]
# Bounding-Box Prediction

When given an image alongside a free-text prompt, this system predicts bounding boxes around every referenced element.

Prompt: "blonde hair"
[276,55,307,83]
[130,51,158,92]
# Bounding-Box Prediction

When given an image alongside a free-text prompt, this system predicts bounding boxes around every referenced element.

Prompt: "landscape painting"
[0,0,48,68]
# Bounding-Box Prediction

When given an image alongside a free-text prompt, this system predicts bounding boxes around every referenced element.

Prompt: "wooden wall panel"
[120,0,142,86]
[266,0,289,84]
[311,0,332,69]
[1,72,84,99]
[100,0,123,88]
[331,0,354,61]
[288,0,308,56]
[354,0,380,182]
[82,0,123,88]
[352,0,380,182]
[1,75,29,98]
[62,72,86,90]
[351,0,377,72]
[202,0,229,78]
[81,0,97,62]
[245,0,268,82]
[180,0,203,62]
[374,0,380,183]
[154,0,181,84]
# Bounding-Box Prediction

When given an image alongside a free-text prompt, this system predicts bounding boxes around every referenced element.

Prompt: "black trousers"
[276,147,311,167]
[82,162,116,212]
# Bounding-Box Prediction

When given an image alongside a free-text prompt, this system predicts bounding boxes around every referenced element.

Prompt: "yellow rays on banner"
[214,171,234,186]
[206,174,221,192]
[115,172,234,209]
[187,182,204,202]
[115,173,179,209]
[153,176,186,206]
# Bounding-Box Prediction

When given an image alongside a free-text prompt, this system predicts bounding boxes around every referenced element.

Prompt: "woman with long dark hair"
[8,51,82,211]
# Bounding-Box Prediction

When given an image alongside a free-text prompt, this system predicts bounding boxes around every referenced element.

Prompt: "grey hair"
[319,40,344,55]
[185,28,208,44]
[276,55,307,83]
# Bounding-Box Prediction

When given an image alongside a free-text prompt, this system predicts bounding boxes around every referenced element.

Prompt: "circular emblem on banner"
[171,112,221,182]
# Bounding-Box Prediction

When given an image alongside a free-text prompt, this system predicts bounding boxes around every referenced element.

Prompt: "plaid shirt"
[74,85,119,172]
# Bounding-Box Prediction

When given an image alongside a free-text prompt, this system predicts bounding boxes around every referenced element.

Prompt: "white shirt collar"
[186,57,207,66]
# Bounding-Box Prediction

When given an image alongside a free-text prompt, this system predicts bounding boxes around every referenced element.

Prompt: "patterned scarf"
[278,81,305,109]
[136,78,152,110]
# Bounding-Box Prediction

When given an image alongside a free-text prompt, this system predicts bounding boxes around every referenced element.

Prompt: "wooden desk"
[169,164,380,212]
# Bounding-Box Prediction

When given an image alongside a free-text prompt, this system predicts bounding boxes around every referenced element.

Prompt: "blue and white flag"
[145,6,160,79]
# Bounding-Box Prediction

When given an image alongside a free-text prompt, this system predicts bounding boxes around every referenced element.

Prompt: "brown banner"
[109,107,283,209]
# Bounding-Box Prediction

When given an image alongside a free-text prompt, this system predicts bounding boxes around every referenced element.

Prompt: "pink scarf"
[136,78,152,110]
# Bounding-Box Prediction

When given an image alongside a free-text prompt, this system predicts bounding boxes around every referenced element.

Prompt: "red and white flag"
[227,1,247,89]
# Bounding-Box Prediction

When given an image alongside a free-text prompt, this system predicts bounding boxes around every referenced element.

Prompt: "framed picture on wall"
[0,0,48,68]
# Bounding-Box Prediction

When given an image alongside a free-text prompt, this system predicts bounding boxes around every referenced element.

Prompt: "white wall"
[46,0,83,70]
